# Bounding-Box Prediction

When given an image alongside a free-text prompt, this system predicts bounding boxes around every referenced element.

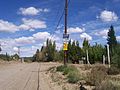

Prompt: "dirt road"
[0,62,62,90]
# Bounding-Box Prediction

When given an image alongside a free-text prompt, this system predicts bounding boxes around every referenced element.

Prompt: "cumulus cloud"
[0,20,19,33]
[68,27,85,34]
[80,33,92,41]
[19,7,41,16]
[0,18,47,33]
[19,7,49,16]
[95,29,108,39]
[15,36,35,44]
[19,18,47,30]
[99,10,118,22]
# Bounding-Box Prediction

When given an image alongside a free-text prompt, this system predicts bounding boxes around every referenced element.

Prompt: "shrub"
[56,65,82,84]
[63,66,78,75]
[67,71,80,83]
[107,67,120,75]
[86,65,107,86]
[56,65,67,72]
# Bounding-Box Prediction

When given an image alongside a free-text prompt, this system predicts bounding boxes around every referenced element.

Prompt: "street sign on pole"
[63,43,68,51]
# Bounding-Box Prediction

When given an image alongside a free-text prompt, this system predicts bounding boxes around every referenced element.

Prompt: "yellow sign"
[63,43,68,50]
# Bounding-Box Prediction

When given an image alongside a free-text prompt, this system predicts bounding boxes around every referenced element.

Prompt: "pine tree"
[107,25,117,55]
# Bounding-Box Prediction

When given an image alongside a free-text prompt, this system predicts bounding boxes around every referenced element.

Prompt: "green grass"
[56,65,81,83]
[56,65,67,72]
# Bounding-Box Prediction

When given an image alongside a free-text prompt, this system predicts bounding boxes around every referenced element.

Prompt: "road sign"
[63,43,68,50]
[63,34,69,39]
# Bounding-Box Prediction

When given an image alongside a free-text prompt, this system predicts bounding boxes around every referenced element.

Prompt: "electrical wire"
[50,0,71,40]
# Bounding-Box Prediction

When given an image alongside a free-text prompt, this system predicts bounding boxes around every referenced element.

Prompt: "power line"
[50,0,71,40]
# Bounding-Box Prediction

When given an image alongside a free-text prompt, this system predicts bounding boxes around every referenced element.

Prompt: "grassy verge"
[56,65,82,83]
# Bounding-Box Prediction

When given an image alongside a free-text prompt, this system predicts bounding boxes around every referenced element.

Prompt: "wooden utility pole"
[63,0,68,65]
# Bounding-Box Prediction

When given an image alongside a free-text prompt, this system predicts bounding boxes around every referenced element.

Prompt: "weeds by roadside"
[56,65,82,83]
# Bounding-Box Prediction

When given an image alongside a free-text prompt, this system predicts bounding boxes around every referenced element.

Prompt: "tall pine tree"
[107,25,117,55]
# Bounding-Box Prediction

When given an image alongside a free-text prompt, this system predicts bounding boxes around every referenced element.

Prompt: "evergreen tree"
[82,38,90,64]
[68,40,81,64]
[46,39,56,61]
[107,25,117,55]
[34,49,40,62]
[89,43,105,64]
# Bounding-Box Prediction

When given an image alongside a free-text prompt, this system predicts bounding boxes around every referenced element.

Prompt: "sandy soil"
[0,62,62,90]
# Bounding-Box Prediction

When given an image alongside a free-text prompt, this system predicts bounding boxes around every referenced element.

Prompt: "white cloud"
[15,36,35,44]
[80,33,92,41]
[33,32,50,40]
[43,8,50,12]
[117,36,120,41]
[68,27,85,34]
[19,7,41,16]
[49,35,60,41]
[13,47,19,52]
[19,18,47,30]
[99,10,118,22]
[0,20,19,33]
[0,18,47,33]
[19,7,50,16]
[95,29,108,39]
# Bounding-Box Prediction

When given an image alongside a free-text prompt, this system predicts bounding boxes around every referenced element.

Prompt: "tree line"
[33,25,120,68]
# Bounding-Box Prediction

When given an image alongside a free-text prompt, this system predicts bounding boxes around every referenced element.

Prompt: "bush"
[56,65,81,84]
[56,65,67,72]
[63,66,78,75]
[86,65,107,86]
[107,67,120,75]
[67,71,80,83]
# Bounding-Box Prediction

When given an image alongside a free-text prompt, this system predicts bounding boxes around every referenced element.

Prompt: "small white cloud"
[80,33,92,41]
[19,7,50,16]
[0,20,19,33]
[43,8,50,12]
[95,29,108,39]
[19,7,41,16]
[68,27,85,34]
[99,10,118,22]
[33,32,50,40]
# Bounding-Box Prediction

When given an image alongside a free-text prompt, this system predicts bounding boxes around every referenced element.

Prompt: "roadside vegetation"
[57,65,81,83]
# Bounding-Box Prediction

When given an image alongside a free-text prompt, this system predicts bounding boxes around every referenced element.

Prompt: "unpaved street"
[0,62,61,90]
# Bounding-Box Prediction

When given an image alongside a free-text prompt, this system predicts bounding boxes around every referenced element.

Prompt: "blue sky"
[0,0,120,57]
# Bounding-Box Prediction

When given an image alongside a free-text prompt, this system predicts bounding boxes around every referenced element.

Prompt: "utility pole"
[107,44,111,68]
[63,0,69,65]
